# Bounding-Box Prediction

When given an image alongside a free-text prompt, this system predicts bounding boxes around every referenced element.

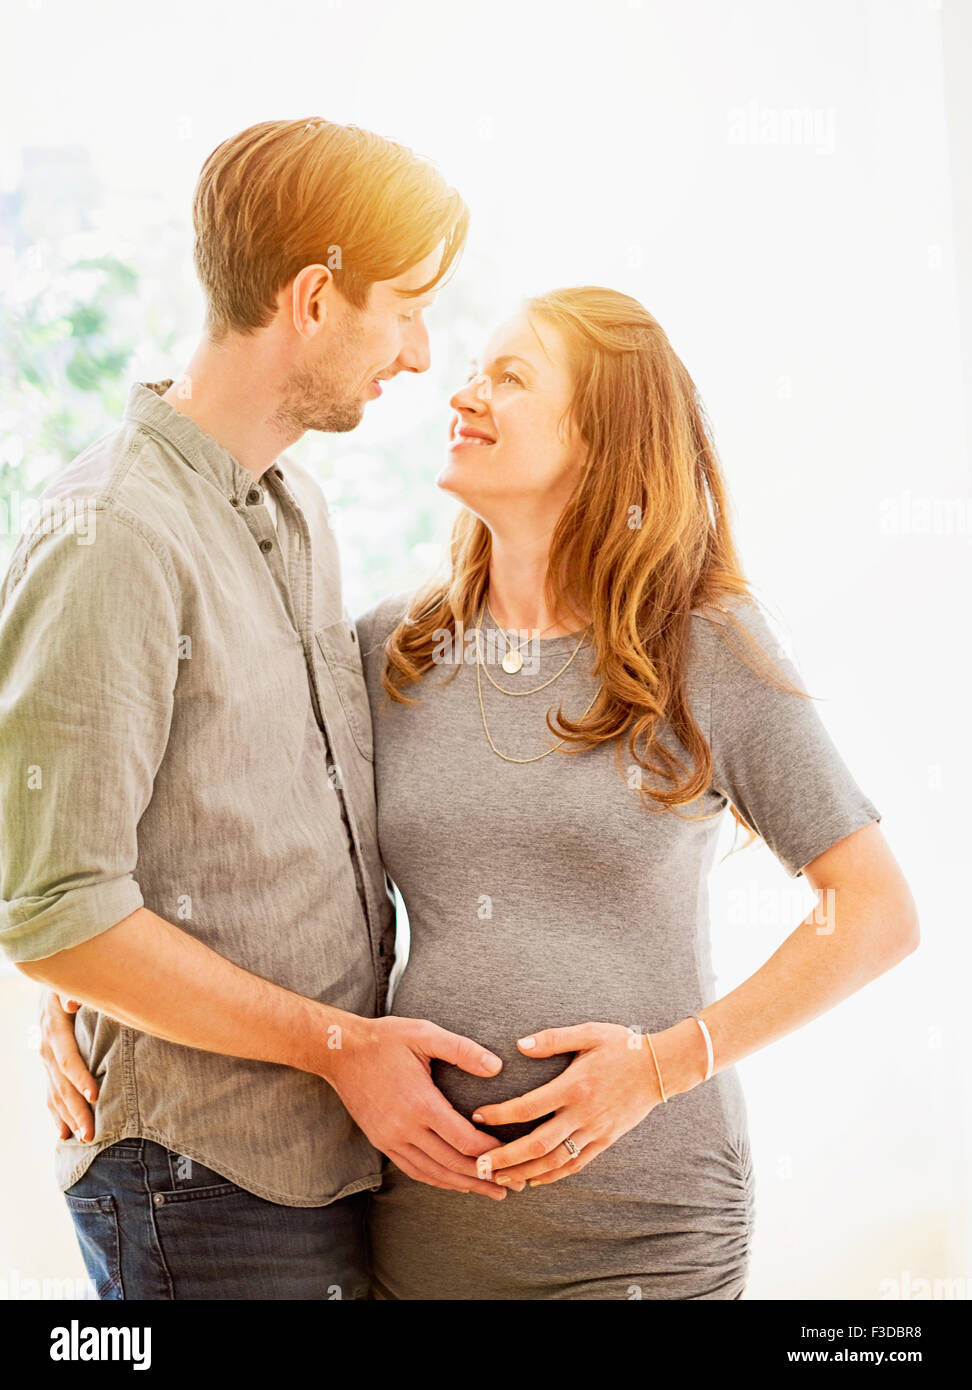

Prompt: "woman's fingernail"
[476,1155,492,1180]
[518,1036,536,1049]
[495,1175,510,1185]
[471,1111,484,1122]
[83,1090,93,1102]
[528,1179,542,1187]
[481,1053,502,1073]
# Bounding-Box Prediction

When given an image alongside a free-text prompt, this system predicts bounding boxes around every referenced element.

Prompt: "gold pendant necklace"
[474,601,599,763]
[482,597,591,696]
[486,597,561,674]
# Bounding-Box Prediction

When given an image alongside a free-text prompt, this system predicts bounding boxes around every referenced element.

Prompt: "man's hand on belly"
[320,1015,523,1200]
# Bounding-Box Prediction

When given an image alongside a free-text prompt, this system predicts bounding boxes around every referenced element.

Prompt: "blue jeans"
[64,1139,371,1300]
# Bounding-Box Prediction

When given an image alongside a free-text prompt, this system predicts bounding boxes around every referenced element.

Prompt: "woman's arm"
[476,820,918,1185]
[674,819,917,1078]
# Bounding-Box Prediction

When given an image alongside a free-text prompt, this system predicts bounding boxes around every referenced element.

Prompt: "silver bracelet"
[691,1013,714,1081]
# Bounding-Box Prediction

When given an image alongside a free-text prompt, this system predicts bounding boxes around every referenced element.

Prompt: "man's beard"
[273,362,367,435]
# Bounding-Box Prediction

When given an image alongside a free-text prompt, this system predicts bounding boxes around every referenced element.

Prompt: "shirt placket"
[245,473,385,998]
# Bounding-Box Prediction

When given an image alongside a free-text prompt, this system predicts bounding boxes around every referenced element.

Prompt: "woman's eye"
[400,312,415,323]
[500,371,521,385]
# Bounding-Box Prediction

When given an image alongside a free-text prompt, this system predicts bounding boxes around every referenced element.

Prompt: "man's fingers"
[39,988,97,1139]
[46,1007,99,1103]
[50,1039,99,1106]
[417,1129,526,1191]
[415,1127,485,1177]
[387,1148,444,1190]
[471,1077,566,1130]
[389,1147,499,1198]
[424,1093,503,1158]
[420,1022,503,1078]
[49,1071,95,1140]
[57,995,82,1014]
[398,1144,508,1201]
[44,1076,77,1133]
[476,1116,574,1177]
[46,1098,71,1141]
[47,1075,91,1140]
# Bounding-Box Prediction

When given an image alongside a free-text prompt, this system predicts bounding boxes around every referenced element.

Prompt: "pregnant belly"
[391,975,575,1143]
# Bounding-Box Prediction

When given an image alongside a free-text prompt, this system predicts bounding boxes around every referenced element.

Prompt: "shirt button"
[259,539,273,553]
[230,498,240,508]
[247,488,261,504]
[153,1193,165,1206]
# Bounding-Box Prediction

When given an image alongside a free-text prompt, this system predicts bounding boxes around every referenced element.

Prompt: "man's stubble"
[272,308,371,436]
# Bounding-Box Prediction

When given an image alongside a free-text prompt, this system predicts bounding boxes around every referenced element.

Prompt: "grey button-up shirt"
[0,381,395,1205]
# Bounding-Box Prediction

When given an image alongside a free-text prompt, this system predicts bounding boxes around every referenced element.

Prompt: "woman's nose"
[450,372,492,412]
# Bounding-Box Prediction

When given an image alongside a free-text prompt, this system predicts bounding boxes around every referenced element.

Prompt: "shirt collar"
[123,379,282,505]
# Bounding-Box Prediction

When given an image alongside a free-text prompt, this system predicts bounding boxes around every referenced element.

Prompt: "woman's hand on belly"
[469,1021,697,1188]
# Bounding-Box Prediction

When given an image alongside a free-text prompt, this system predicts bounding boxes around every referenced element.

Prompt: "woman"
[355,286,917,1299]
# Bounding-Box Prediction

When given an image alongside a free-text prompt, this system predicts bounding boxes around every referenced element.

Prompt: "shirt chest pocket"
[314,619,374,762]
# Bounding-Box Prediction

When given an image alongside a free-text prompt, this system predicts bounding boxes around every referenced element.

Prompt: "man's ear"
[290,264,333,338]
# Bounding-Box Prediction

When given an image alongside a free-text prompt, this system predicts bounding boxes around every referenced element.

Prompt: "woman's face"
[437,312,586,527]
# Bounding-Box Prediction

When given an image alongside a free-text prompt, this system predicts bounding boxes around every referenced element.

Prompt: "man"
[0,118,508,1302]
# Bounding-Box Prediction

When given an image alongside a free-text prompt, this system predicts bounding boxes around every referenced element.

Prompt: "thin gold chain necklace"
[481,597,591,696]
[474,601,599,764]
[486,595,563,675]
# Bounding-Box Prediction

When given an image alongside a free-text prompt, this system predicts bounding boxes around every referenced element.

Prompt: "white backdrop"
[1,0,969,1299]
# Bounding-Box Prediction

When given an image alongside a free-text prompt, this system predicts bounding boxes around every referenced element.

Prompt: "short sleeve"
[354,591,413,661]
[703,599,882,878]
[0,506,180,961]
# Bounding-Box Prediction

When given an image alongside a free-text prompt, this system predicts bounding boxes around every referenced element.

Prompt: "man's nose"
[396,319,432,375]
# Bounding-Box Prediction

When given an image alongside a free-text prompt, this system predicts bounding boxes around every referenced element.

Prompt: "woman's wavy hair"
[381,286,809,849]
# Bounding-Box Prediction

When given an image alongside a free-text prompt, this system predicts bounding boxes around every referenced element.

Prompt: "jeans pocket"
[156,1148,241,1203]
[65,1193,122,1299]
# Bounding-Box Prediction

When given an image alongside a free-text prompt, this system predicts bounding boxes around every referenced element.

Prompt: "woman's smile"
[449,423,496,451]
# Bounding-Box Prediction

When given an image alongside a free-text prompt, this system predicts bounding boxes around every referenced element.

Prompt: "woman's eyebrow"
[467,354,535,379]
[493,354,534,375]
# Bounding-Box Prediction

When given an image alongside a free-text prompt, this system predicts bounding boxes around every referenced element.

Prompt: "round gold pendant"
[502,649,523,674]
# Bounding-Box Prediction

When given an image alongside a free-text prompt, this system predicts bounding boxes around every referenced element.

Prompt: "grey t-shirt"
[355,593,881,1300]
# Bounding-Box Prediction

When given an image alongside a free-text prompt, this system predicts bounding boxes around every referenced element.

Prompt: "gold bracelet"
[645,1032,668,1103]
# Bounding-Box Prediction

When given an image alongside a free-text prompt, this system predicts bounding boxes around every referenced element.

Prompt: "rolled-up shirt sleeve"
[0,505,179,962]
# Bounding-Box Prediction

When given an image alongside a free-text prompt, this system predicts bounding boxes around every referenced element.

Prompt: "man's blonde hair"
[192,118,470,338]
